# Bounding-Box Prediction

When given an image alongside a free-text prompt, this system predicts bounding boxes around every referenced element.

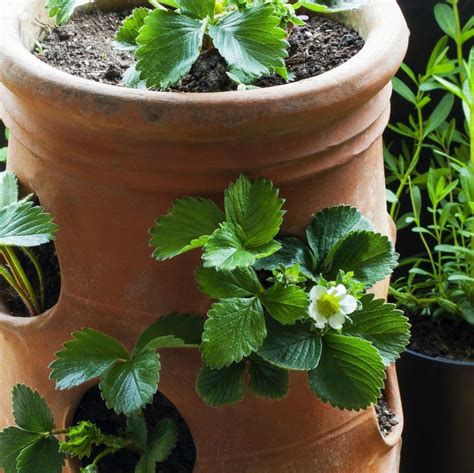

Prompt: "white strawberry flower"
[308,284,357,330]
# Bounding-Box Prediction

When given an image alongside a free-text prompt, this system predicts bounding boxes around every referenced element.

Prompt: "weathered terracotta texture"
[0,1,409,471]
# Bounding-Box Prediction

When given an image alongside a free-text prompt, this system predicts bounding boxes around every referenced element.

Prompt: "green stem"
[20,247,45,311]
[0,266,36,316]
[3,246,40,314]
[389,286,439,307]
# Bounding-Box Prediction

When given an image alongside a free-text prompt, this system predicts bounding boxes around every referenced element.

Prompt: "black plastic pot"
[397,349,474,473]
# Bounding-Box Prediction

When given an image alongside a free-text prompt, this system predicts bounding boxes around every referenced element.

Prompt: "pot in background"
[0,0,409,471]
[397,349,474,473]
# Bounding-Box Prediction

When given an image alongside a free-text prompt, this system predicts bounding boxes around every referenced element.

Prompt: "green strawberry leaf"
[100,350,160,415]
[134,313,204,354]
[203,222,281,270]
[308,334,385,410]
[324,231,398,287]
[254,237,316,279]
[177,0,216,19]
[0,171,19,209]
[306,206,373,270]
[343,294,411,365]
[135,454,156,473]
[46,0,80,24]
[0,201,58,247]
[209,5,288,77]
[150,196,225,260]
[50,328,129,390]
[196,266,261,299]
[0,427,44,473]
[127,414,148,451]
[136,10,207,89]
[148,418,178,462]
[59,421,102,459]
[114,7,150,50]
[81,465,99,473]
[223,175,285,247]
[16,437,64,473]
[258,317,322,370]
[248,354,289,400]
[202,297,266,368]
[196,362,246,406]
[12,385,54,433]
[261,283,309,324]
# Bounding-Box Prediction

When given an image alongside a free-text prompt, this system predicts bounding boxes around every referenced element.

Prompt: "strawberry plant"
[46,0,365,90]
[0,172,58,316]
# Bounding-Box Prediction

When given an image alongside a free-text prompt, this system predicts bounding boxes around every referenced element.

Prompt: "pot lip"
[405,348,474,367]
[0,0,409,115]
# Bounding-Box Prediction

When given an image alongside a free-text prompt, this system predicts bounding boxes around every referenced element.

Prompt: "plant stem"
[20,247,45,311]
[3,246,40,314]
[0,266,36,316]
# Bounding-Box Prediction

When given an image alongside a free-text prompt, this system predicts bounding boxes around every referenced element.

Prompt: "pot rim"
[0,0,409,121]
[405,348,474,367]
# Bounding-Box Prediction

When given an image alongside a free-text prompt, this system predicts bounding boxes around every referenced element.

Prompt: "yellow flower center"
[317,294,340,318]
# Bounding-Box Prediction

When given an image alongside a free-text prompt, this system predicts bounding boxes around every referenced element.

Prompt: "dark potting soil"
[407,312,474,362]
[0,239,61,317]
[74,386,196,473]
[35,9,364,92]
[375,396,399,437]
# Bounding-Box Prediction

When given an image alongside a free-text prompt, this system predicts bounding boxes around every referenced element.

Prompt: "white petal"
[339,295,357,315]
[314,320,327,329]
[310,285,327,301]
[328,312,346,330]
[333,284,347,299]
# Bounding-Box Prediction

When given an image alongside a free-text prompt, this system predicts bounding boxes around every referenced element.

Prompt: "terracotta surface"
[0,1,409,471]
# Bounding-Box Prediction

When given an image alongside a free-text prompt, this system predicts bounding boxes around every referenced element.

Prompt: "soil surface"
[376,396,399,437]
[75,386,196,473]
[0,239,61,317]
[35,9,364,92]
[408,312,474,362]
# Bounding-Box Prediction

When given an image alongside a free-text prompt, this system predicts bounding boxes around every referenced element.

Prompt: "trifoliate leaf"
[201,297,266,368]
[46,0,80,24]
[306,206,373,269]
[177,0,216,19]
[127,414,148,450]
[0,201,58,247]
[258,318,322,370]
[223,175,285,247]
[100,350,160,415]
[196,266,261,299]
[50,328,129,390]
[261,283,309,325]
[134,313,204,354]
[196,362,246,406]
[248,354,289,400]
[308,334,385,410]
[0,427,43,473]
[121,63,147,89]
[12,385,54,433]
[16,437,64,473]
[148,418,178,462]
[203,222,281,270]
[136,10,207,89]
[254,237,316,279]
[209,5,288,77]
[0,171,19,209]
[114,7,150,50]
[325,231,398,287]
[150,196,224,260]
[343,294,410,365]
[59,421,102,459]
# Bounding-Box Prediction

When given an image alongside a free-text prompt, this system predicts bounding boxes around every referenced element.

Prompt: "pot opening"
[74,385,196,473]
[0,196,61,318]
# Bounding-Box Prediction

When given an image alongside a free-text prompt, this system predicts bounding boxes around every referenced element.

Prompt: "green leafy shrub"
[0,123,8,163]
[46,0,363,90]
[0,171,58,316]
[386,0,473,323]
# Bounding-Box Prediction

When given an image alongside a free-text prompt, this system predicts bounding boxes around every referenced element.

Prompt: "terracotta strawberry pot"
[0,0,409,471]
